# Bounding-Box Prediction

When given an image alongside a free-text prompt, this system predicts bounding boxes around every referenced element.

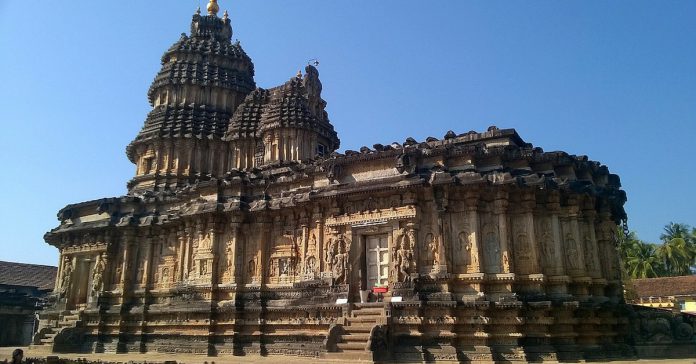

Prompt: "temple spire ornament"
[207,0,220,16]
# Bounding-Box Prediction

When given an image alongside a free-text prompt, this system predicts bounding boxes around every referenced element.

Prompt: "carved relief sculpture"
[35,2,666,361]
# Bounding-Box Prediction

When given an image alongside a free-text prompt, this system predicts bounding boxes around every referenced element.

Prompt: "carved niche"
[456,231,474,270]
[536,217,557,273]
[269,233,298,284]
[582,224,599,274]
[512,219,532,270]
[324,233,350,285]
[91,253,106,295]
[482,222,501,273]
[392,228,415,282]
[564,231,581,272]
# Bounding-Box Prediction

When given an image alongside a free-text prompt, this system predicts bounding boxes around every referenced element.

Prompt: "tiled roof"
[0,261,57,291]
[632,275,696,299]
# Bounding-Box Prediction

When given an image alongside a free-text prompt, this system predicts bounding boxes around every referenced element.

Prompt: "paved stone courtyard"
[2,347,695,364]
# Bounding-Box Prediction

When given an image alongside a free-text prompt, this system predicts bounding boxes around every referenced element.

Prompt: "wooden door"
[366,235,389,288]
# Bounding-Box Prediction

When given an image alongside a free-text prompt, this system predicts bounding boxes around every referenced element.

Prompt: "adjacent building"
[630,275,696,314]
[0,261,56,346]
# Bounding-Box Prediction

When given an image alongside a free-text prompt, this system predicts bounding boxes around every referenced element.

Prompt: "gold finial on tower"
[297,70,303,78]
[207,0,220,16]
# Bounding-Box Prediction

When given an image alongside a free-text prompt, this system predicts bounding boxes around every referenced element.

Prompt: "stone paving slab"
[1,347,694,364]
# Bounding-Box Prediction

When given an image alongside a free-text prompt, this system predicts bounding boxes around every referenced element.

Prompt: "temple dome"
[126,3,256,191]
[224,65,339,167]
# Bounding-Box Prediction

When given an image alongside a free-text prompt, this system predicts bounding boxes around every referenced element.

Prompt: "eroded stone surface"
[33,1,696,362]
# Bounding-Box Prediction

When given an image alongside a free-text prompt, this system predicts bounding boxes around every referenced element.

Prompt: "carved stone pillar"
[177,227,186,282]
[515,192,540,275]
[119,230,135,303]
[313,207,325,273]
[182,139,193,175]
[226,221,241,284]
[493,190,511,273]
[210,219,225,287]
[152,140,162,174]
[141,234,154,290]
[434,187,449,274]
[54,250,65,293]
[258,215,271,287]
[464,190,482,273]
[581,204,602,282]
[563,201,587,278]
[543,192,570,298]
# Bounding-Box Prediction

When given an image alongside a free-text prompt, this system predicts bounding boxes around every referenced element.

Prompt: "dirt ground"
[1,347,694,364]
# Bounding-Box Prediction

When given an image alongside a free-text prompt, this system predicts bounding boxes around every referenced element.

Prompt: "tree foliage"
[618,222,695,279]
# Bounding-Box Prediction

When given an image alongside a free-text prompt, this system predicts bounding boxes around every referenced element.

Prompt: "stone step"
[337,342,367,351]
[348,316,380,324]
[352,310,383,317]
[341,333,371,342]
[344,325,373,333]
[323,351,373,361]
[40,338,54,344]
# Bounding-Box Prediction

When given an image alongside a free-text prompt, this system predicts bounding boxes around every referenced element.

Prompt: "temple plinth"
[34,2,696,362]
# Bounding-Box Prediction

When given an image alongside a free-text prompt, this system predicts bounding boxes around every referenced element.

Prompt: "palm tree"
[625,241,662,279]
[617,229,663,279]
[659,222,695,274]
[656,237,691,276]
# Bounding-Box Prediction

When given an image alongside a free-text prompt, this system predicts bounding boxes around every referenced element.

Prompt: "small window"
[316,143,327,157]
[143,157,154,174]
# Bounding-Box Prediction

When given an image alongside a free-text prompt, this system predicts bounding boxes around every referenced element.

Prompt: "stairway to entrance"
[330,302,387,361]
[32,310,82,350]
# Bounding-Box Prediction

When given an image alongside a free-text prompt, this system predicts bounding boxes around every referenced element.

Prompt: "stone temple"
[33,1,696,362]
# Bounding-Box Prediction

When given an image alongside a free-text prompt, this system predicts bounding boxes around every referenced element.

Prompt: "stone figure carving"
[394,231,414,282]
[565,233,579,270]
[305,256,316,274]
[308,233,317,256]
[426,233,439,266]
[483,227,500,272]
[199,233,212,250]
[247,259,257,282]
[457,231,472,266]
[584,231,597,272]
[91,254,106,295]
[515,232,531,260]
[225,241,234,273]
[60,258,73,297]
[539,220,554,264]
[325,236,348,284]
[279,258,289,276]
[163,267,170,282]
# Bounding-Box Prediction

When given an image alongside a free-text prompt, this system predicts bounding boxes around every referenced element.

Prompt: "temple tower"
[126,1,255,191]
[225,65,340,169]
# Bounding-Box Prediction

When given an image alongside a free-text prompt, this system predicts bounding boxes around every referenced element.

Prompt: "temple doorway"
[365,234,389,288]
[69,258,93,309]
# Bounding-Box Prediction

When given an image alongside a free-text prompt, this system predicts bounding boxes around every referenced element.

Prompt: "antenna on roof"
[308,59,320,67]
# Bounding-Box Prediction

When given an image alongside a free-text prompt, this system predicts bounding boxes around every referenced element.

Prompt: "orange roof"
[0,261,57,291]
[631,275,696,299]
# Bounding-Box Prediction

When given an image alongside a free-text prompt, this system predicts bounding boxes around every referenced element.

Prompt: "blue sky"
[1,1,694,266]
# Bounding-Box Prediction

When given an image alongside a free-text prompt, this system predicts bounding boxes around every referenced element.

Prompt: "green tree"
[656,237,691,276]
[658,222,695,275]
[617,229,662,279]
